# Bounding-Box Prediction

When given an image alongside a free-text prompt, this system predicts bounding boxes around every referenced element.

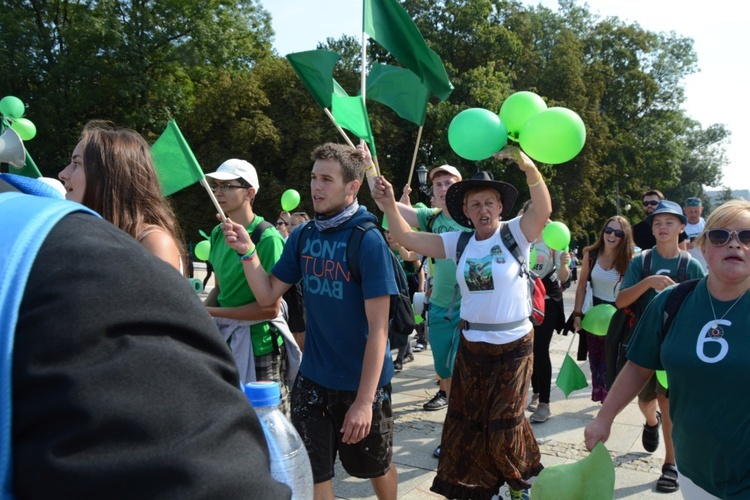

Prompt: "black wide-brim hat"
[445,171,518,228]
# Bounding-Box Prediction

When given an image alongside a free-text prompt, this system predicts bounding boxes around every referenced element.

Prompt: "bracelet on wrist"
[365,164,376,171]
[527,174,543,188]
[572,311,584,319]
[238,247,256,262]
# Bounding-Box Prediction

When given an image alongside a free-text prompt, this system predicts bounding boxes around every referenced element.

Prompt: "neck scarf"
[314,200,360,232]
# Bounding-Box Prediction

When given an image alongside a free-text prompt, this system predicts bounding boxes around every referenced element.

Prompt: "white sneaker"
[529,403,551,423]
[526,393,540,412]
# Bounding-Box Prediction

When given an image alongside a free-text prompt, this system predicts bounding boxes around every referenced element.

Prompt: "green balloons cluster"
[194,240,211,261]
[581,304,617,336]
[519,107,586,164]
[448,108,508,161]
[499,91,547,141]
[0,96,25,118]
[281,189,301,211]
[11,117,36,140]
[542,221,571,251]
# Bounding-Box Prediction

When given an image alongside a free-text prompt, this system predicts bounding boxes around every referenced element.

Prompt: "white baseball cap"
[206,159,259,193]
[429,165,462,181]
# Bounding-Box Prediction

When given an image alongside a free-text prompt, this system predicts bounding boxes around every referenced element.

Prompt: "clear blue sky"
[262,0,748,191]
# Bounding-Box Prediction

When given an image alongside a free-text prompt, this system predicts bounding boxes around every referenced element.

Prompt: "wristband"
[238,246,256,262]
[572,311,584,319]
[365,164,376,171]
[527,174,543,188]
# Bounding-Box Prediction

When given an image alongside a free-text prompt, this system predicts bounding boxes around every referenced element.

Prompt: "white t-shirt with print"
[441,216,532,345]
[685,218,708,273]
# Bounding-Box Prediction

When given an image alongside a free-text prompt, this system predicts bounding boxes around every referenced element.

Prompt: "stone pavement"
[193,264,677,499]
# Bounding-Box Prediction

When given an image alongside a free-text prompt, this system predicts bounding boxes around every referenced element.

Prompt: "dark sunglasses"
[642,200,660,207]
[604,227,624,238]
[706,229,750,246]
[275,221,288,227]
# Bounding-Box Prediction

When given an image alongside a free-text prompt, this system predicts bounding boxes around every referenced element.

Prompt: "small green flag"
[366,63,429,126]
[14,151,42,179]
[556,353,589,398]
[331,91,377,156]
[150,120,204,196]
[363,0,453,101]
[531,442,615,500]
[286,50,342,109]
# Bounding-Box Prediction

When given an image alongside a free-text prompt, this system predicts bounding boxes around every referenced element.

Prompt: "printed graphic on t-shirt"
[300,237,350,299]
[464,255,494,291]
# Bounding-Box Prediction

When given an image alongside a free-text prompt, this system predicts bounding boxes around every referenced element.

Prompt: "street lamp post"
[615,181,632,215]
[416,165,431,199]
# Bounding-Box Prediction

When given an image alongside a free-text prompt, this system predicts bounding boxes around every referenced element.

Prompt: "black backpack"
[605,249,691,389]
[296,221,415,348]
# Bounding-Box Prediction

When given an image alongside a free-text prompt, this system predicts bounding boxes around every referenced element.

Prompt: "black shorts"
[290,373,393,482]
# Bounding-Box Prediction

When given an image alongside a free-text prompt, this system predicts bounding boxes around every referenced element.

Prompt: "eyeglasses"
[706,229,750,246]
[292,212,309,220]
[642,200,660,207]
[210,184,247,193]
[604,227,624,238]
[275,221,288,227]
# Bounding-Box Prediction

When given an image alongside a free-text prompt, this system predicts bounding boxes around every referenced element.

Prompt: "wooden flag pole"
[565,331,577,357]
[323,108,356,149]
[406,125,424,186]
[200,178,227,223]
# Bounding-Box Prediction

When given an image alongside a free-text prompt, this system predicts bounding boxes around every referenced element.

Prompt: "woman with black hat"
[373,145,551,500]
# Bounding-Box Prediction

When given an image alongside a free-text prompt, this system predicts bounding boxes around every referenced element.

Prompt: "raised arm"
[219,217,292,307]
[495,145,551,242]
[372,176,446,259]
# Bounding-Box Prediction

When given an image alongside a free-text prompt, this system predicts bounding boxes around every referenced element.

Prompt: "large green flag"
[531,442,615,500]
[366,63,429,126]
[150,120,204,196]
[556,353,589,398]
[363,0,453,101]
[331,92,377,156]
[286,50,342,109]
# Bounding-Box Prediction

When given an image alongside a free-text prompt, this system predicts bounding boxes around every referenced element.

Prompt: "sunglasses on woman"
[706,229,750,246]
[604,227,624,238]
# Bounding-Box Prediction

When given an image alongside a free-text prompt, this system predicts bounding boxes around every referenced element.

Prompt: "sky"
[262,0,748,191]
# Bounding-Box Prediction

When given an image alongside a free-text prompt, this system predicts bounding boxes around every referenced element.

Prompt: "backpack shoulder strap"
[587,249,598,283]
[641,249,652,279]
[455,231,473,264]
[661,279,700,339]
[425,210,440,233]
[295,220,314,261]
[250,220,274,245]
[0,193,99,495]
[676,250,691,282]
[500,223,526,276]
[346,221,379,285]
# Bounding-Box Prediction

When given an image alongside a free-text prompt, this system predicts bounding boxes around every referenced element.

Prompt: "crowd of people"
[4,119,748,499]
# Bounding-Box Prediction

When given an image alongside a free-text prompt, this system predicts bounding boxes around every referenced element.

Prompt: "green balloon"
[195,240,211,261]
[656,370,668,389]
[0,96,25,118]
[519,107,586,164]
[581,304,617,336]
[499,91,547,141]
[281,189,301,211]
[10,118,36,140]
[542,221,571,251]
[529,245,538,268]
[448,108,508,161]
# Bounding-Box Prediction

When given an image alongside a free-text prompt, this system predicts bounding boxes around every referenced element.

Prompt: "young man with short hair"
[204,159,289,393]
[220,143,399,500]
[616,200,705,493]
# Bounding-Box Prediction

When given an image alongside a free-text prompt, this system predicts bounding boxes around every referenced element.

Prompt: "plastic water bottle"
[244,381,313,500]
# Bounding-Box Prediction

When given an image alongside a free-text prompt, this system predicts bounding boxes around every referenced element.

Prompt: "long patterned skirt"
[430,332,543,499]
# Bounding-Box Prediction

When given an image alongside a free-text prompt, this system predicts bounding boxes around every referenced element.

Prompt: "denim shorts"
[290,373,394,482]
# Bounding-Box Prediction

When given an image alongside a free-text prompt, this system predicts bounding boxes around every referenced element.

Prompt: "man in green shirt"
[204,159,288,395]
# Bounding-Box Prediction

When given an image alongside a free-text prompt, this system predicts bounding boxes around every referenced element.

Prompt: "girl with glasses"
[586,199,750,499]
[571,216,633,403]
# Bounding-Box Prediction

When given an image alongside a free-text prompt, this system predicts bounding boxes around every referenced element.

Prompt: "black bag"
[296,221,415,348]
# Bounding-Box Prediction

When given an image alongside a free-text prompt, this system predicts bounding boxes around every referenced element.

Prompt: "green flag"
[556,354,589,398]
[531,442,615,500]
[16,151,42,179]
[286,50,342,109]
[366,63,429,126]
[150,120,204,197]
[331,87,377,156]
[363,0,453,101]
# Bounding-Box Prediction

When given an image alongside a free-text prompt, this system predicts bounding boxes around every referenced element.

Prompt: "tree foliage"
[0,0,730,250]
